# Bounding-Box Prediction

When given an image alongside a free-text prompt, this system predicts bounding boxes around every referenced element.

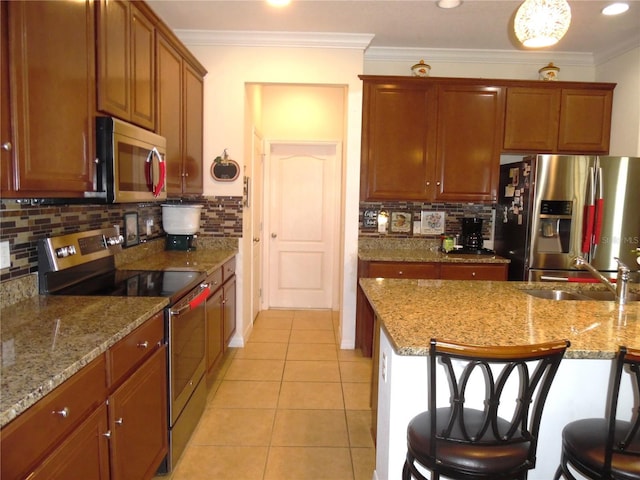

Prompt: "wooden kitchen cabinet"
[435,84,504,202]
[205,257,236,382]
[359,76,503,203]
[108,345,168,480]
[360,80,437,201]
[440,263,508,280]
[157,33,205,196]
[2,0,97,199]
[96,0,155,130]
[1,312,167,480]
[366,261,440,279]
[503,83,614,154]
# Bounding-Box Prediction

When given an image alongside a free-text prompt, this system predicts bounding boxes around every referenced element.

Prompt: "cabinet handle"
[398,271,404,276]
[137,341,149,349]
[52,407,69,418]
[2,142,12,152]
[103,430,112,439]
[115,417,124,426]
[426,181,430,186]
[436,181,441,186]
[471,272,476,277]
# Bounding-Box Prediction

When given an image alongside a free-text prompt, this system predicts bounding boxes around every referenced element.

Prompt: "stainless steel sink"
[521,289,640,301]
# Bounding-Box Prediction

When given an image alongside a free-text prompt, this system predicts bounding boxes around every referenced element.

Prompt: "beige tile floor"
[158,309,375,480]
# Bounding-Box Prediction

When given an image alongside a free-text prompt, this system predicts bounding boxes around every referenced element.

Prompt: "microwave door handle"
[145,149,154,192]
[146,147,165,197]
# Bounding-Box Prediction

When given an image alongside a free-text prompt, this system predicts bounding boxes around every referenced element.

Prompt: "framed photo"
[390,212,412,233]
[420,211,445,235]
[124,212,139,247]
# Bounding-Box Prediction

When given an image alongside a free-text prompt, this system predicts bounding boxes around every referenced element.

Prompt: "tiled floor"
[158,309,375,480]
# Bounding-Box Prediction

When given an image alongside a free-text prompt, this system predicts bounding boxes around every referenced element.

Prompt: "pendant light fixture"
[514,0,572,48]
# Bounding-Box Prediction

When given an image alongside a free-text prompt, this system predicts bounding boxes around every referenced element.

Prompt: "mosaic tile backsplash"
[359,201,494,240]
[0,196,243,283]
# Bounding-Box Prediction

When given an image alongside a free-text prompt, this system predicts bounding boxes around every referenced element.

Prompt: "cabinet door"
[558,88,613,153]
[1,2,12,193]
[206,287,224,374]
[109,345,168,480]
[129,3,155,130]
[435,84,504,203]
[503,87,560,152]
[156,34,183,196]
[223,277,236,347]
[96,0,130,120]
[360,81,437,201]
[26,404,110,480]
[182,62,204,194]
[6,0,96,196]
[440,263,508,280]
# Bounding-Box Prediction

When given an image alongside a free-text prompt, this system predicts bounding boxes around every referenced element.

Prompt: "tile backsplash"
[359,201,494,239]
[0,196,242,283]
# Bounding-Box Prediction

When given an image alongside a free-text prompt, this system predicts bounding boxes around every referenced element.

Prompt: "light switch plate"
[0,241,10,269]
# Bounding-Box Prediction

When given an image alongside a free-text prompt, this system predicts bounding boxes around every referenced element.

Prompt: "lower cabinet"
[205,257,237,382]
[0,312,168,480]
[356,260,508,356]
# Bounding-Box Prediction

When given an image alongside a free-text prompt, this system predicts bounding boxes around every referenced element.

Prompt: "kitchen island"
[360,278,640,480]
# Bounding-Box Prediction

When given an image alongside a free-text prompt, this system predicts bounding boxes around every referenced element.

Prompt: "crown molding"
[364,46,595,66]
[174,30,375,50]
[593,34,640,65]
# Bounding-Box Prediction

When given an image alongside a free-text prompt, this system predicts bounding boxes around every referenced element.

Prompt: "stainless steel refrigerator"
[494,155,640,281]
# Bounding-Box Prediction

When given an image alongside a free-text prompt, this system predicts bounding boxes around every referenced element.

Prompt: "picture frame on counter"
[390,212,412,233]
[124,212,139,247]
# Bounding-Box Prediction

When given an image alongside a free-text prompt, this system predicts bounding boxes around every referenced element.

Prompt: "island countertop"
[359,278,640,359]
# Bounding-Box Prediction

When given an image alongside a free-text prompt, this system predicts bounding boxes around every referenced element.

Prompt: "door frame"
[262,139,343,310]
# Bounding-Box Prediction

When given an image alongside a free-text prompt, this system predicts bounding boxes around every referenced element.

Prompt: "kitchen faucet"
[572,256,631,305]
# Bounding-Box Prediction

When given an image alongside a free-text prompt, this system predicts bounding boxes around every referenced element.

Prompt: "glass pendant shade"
[514,0,572,48]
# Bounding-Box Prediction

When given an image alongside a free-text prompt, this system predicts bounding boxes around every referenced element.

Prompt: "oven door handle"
[170,283,210,315]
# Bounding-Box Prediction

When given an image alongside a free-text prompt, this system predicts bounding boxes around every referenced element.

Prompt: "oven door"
[167,283,209,424]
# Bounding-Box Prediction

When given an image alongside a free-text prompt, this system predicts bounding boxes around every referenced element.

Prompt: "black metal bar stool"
[402,338,570,480]
[554,345,640,480]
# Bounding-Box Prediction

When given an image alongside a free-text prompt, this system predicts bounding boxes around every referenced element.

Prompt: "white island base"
[373,328,634,480]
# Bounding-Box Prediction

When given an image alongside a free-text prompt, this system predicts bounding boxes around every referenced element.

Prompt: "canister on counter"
[441,235,454,252]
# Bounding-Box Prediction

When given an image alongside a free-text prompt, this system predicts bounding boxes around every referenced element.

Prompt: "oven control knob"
[56,247,68,258]
[68,245,76,255]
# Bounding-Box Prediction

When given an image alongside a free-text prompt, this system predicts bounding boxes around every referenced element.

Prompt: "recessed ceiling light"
[436,0,462,9]
[267,0,291,7]
[602,2,629,15]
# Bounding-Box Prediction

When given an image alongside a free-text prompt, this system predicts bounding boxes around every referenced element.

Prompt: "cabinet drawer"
[222,257,236,281]
[367,262,439,279]
[440,264,507,280]
[0,354,107,480]
[207,268,223,291]
[107,312,164,387]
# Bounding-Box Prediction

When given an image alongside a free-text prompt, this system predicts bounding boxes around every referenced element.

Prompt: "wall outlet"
[0,241,10,269]
[146,218,153,236]
[381,352,388,383]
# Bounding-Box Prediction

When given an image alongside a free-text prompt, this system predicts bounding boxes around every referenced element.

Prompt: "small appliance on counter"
[454,217,495,255]
[162,204,203,251]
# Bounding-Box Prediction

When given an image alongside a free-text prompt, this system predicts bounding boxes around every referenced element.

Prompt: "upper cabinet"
[157,33,205,196]
[2,0,97,199]
[360,76,503,203]
[503,83,614,154]
[96,0,155,130]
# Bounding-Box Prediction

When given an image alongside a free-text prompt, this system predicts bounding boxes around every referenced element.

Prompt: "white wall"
[596,46,640,156]
[183,44,365,349]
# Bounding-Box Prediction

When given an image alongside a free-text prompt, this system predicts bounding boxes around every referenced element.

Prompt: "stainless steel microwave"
[93,116,167,203]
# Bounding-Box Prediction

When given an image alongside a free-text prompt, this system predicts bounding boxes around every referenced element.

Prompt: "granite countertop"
[359,278,640,360]
[0,245,238,428]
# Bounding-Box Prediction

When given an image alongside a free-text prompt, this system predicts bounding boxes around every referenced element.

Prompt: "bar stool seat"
[403,338,570,480]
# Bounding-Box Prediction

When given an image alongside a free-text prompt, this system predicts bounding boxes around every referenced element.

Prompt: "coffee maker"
[458,217,493,254]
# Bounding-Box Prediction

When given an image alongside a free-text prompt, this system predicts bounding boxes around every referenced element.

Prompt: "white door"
[266,142,340,309]
[251,129,264,319]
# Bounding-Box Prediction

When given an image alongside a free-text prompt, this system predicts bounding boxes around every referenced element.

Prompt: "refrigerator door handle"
[581,167,596,254]
[593,166,604,246]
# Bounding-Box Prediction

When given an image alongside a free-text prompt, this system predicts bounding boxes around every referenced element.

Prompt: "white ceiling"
[147,0,640,61]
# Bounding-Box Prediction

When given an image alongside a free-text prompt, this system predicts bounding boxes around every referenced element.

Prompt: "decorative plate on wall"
[211,159,240,182]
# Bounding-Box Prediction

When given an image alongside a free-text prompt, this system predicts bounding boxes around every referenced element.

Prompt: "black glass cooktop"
[53,269,205,301]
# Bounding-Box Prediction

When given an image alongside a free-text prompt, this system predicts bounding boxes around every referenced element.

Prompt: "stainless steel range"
[38,227,209,473]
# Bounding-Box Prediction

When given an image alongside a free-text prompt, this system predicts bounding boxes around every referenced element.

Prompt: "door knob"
[1,142,12,152]
[253,237,260,242]
[271,233,277,238]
